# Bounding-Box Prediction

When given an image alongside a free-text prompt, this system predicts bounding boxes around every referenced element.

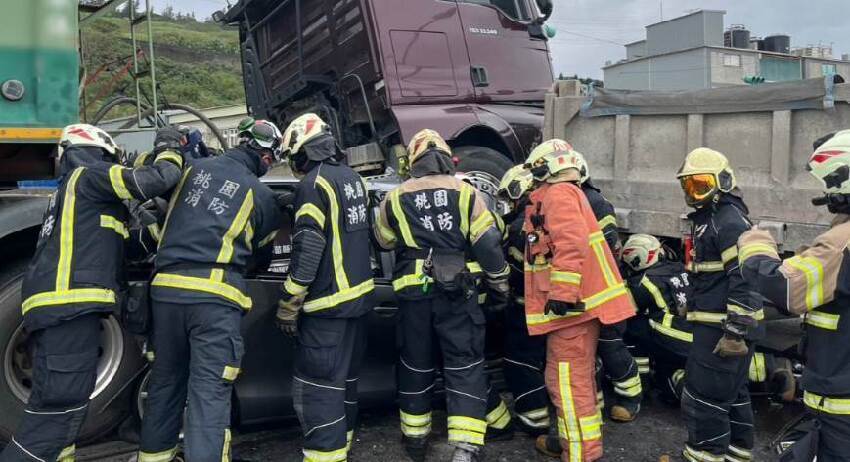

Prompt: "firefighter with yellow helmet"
[676,148,763,462]
[737,130,850,460]
[0,124,184,462]
[523,140,634,461]
[375,129,509,462]
[275,113,374,462]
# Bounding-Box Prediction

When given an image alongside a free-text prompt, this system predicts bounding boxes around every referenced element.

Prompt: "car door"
[366,0,476,105]
[454,0,554,103]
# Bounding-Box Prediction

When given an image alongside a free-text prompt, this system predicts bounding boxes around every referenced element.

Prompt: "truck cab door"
[454,0,554,103]
[367,0,475,105]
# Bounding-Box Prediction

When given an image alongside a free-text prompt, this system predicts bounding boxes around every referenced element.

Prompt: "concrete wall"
[646,10,724,56]
[604,60,650,90]
[802,58,850,79]
[651,48,708,90]
[709,50,758,87]
[626,40,647,60]
[605,49,707,91]
[543,80,850,249]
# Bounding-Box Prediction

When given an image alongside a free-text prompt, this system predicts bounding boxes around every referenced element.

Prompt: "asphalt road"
[82,394,797,461]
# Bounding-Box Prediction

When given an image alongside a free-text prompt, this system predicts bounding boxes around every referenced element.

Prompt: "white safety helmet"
[621,234,663,271]
[58,123,119,160]
[808,130,850,194]
[281,113,330,158]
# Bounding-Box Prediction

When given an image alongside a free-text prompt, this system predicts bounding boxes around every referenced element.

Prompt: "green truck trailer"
[0,0,80,183]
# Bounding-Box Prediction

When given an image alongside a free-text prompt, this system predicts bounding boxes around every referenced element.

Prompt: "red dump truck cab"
[223,0,554,184]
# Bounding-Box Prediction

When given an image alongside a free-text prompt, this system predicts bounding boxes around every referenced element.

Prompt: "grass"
[80,15,245,120]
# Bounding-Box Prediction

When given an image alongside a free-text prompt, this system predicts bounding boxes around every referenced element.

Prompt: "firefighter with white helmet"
[0,124,184,462]
[621,234,693,403]
[136,118,282,461]
[570,147,644,424]
[375,129,508,462]
[677,147,763,462]
[494,165,552,436]
[738,130,850,460]
[276,113,375,462]
[523,139,635,461]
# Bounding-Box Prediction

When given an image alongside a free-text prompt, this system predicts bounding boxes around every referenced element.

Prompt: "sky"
[159,0,849,79]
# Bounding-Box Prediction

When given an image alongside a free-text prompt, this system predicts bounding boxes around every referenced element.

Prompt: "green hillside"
[81,15,245,120]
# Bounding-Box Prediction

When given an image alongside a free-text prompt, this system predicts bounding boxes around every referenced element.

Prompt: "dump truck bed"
[543,78,850,250]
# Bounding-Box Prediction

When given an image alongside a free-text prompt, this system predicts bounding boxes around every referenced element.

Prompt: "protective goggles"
[500,179,526,200]
[679,174,718,204]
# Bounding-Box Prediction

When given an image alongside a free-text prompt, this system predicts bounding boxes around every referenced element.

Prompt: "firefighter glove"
[276,289,305,337]
[275,191,296,211]
[485,274,510,298]
[130,200,160,227]
[153,127,185,155]
[545,300,584,316]
[712,334,749,358]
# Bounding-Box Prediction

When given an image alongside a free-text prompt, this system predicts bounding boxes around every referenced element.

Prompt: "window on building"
[822,64,837,76]
[458,0,531,21]
[721,53,741,67]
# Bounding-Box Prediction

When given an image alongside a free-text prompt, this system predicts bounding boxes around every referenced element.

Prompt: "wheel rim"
[459,170,511,216]
[3,316,125,403]
[460,170,501,198]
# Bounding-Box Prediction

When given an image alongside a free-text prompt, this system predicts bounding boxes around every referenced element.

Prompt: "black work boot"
[402,435,428,462]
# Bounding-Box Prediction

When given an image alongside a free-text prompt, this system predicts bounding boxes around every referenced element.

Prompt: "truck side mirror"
[535,0,553,22]
[211,9,225,23]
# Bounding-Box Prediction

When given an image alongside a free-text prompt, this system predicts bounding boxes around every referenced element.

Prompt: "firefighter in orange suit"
[523,140,635,461]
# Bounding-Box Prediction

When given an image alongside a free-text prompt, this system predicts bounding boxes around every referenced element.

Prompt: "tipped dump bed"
[543,78,850,250]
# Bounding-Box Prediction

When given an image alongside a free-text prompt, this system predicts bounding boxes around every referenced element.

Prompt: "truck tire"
[0,260,143,444]
[453,146,515,197]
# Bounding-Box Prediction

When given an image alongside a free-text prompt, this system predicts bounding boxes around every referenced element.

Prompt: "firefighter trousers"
[502,300,549,433]
[138,299,244,462]
[0,313,101,462]
[546,320,604,462]
[292,315,367,462]
[809,409,850,461]
[681,325,754,462]
[597,321,642,410]
[397,293,489,446]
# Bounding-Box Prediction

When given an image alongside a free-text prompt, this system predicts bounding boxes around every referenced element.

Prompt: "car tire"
[452,146,515,197]
[0,259,143,444]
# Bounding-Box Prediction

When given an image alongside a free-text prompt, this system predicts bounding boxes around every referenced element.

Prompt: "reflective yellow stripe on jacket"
[786,255,825,311]
[100,215,129,239]
[804,391,850,415]
[23,169,120,313]
[526,283,629,326]
[152,272,253,309]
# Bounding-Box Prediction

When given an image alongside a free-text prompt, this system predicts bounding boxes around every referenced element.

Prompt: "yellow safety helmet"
[281,113,330,157]
[621,234,663,271]
[524,139,586,183]
[808,130,850,195]
[676,147,737,208]
[498,164,534,200]
[407,129,452,165]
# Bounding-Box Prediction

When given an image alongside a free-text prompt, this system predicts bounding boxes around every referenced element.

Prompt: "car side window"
[458,0,531,22]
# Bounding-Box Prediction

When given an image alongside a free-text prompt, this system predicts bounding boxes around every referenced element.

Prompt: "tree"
[161,5,175,20]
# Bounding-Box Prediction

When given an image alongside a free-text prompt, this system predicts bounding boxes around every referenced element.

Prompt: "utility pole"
[659,0,663,21]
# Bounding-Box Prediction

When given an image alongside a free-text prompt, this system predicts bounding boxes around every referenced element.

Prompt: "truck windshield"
[458,0,531,22]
